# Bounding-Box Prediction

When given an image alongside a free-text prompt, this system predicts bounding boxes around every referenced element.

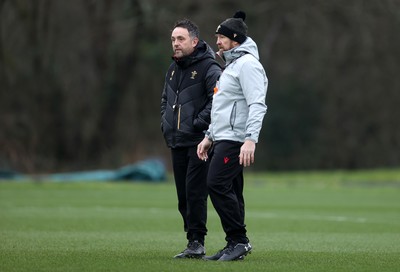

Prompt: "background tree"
[0,0,399,173]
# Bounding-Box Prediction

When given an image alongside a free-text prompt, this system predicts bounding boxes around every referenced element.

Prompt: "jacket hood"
[174,40,216,68]
[223,37,259,65]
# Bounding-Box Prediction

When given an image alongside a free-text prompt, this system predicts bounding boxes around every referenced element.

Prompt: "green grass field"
[1,169,399,271]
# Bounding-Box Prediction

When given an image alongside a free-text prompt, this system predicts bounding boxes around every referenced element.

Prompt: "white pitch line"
[247,211,367,223]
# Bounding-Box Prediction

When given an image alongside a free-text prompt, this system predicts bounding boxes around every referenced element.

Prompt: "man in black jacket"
[161,19,221,259]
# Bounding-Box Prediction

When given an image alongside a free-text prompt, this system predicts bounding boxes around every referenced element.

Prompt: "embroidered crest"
[190,71,198,79]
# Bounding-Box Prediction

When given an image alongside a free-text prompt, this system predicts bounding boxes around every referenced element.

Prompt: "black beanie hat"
[215,11,248,44]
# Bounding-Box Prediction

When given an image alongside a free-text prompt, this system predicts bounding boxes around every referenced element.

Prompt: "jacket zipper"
[174,69,184,131]
[172,88,179,129]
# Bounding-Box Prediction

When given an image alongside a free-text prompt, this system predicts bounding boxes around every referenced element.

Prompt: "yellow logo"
[190,71,198,79]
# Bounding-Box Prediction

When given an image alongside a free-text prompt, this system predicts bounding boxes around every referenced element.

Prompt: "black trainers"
[217,242,252,261]
[203,247,227,261]
[173,240,205,259]
[203,242,248,261]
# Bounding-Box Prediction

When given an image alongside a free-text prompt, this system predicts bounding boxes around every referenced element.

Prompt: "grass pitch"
[0,169,399,271]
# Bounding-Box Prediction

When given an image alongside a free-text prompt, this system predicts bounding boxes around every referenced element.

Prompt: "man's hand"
[239,140,256,167]
[197,137,212,161]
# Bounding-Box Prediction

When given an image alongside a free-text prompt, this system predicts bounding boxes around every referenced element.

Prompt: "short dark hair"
[173,19,200,39]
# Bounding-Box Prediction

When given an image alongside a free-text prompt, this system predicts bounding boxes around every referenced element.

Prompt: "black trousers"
[171,146,208,243]
[207,141,248,244]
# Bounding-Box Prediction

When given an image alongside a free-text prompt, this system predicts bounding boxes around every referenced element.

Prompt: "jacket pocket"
[229,101,237,130]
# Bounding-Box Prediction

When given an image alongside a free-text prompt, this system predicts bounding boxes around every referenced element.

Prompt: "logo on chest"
[190,71,198,79]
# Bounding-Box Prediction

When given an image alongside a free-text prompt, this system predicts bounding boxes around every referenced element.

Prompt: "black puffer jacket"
[161,40,221,148]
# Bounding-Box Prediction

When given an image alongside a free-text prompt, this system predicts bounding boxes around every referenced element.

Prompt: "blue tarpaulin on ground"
[0,159,167,182]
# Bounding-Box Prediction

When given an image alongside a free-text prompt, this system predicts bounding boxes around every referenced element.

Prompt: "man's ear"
[192,37,199,48]
[232,40,240,47]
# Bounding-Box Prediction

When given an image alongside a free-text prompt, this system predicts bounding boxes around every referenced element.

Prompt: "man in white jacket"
[197,11,268,261]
